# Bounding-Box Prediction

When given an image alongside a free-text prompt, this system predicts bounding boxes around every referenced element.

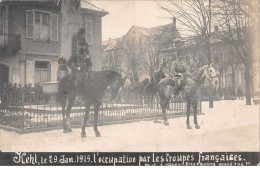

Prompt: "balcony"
[0,33,21,56]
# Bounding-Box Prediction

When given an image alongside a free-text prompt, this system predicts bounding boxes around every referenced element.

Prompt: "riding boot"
[174,81,179,95]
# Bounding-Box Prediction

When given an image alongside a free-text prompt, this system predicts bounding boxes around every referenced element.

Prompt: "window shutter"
[26,10,33,38]
[86,20,93,45]
[51,14,58,41]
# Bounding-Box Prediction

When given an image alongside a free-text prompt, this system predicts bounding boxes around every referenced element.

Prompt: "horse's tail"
[57,75,68,104]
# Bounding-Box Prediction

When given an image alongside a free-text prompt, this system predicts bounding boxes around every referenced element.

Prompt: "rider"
[67,28,92,89]
[169,57,187,92]
[154,64,166,84]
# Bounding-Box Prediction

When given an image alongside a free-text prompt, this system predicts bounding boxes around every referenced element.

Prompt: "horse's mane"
[190,65,208,78]
[101,70,121,80]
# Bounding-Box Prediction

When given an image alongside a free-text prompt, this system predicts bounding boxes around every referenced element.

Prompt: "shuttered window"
[0,8,4,36]
[26,10,58,42]
[51,14,58,41]
[26,10,33,38]
[86,20,93,45]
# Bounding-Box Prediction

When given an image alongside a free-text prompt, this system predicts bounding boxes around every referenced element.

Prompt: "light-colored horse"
[157,65,218,129]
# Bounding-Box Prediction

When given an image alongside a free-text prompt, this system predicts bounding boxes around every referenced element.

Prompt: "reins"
[186,66,217,88]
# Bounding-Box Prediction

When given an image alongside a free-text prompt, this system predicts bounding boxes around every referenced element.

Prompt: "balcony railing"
[0,33,21,55]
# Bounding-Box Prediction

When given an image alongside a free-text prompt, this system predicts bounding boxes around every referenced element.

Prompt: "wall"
[0,2,61,86]
[82,13,103,70]
[61,1,103,70]
[8,3,62,56]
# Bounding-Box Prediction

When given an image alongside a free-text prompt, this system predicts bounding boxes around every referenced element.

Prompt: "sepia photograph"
[0,0,259,166]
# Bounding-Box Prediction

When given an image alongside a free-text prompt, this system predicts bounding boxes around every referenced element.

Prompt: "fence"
[0,92,201,133]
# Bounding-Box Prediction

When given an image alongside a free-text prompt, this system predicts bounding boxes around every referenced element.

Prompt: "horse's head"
[109,75,127,101]
[202,65,219,88]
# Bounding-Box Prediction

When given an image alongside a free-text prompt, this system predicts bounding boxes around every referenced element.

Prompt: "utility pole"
[208,0,214,108]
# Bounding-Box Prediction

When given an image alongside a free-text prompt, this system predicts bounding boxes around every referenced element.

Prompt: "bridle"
[188,66,218,86]
[203,66,218,84]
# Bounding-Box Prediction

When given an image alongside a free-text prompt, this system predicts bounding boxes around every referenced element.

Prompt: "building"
[0,0,107,87]
[103,17,183,80]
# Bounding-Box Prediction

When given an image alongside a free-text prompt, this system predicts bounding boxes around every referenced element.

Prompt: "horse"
[143,70,166,97]
[58,70,126,137]
[157,65,218,129]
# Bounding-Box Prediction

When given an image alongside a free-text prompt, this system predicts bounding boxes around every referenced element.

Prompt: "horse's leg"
[186,98,192,129]
[81,102,90,138]
[65,96,75,132]
[193,101,200,129]
[160,96,170,126]
[154,94,162,123]
[94,102,101,137]
[61,96,67,132]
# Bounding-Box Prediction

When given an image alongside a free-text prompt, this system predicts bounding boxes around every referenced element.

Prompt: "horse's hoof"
[153,120,161,123]
[81,132,86,138]
[95,132,101,137]
[63,129,71,133]
[164,121,169,126]
[187,125,192,129]
[195,125,200,129]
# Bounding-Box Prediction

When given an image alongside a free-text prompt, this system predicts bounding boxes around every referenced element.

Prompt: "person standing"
[237,85,243,100]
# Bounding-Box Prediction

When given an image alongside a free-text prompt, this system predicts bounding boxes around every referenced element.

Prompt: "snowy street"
[0,100,259,152]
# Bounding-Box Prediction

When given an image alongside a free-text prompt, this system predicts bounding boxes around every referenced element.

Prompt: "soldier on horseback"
[169,58,187,93]
[67,28,92,89]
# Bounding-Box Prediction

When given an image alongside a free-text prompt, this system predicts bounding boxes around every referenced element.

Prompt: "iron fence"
[0,93,201,132]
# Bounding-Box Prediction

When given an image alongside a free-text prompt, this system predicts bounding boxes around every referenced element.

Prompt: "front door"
[0,64,9,86]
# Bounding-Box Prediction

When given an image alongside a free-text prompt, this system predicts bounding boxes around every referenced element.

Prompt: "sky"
[87,0,173,41]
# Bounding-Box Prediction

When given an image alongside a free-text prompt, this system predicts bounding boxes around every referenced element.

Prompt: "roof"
[103,23,183,51]
[126,23,182,41]
[0,0,109,16]
[0,0,59,3]
[81,0,108,17]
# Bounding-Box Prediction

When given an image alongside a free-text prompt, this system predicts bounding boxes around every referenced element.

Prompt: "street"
[0,100,259,152]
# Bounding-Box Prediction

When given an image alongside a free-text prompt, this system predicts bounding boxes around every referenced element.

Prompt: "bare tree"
[122,42,142,83]
[157,0,215,107]
[212,43,239,88]
[102,50,124,73]
[138,37,162,80]
[213,0,256,105]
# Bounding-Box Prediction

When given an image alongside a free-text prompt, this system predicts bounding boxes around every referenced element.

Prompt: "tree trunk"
[232,68,235,88]
[244,68,251,105]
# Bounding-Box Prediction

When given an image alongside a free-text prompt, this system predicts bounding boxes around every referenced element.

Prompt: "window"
[35,61,48,69]
[0,8,5,36]
[51,14,58,41]
[26,10,33,38]
[35,61,50,85]
[86,20,93,45]
[26,10,58,42]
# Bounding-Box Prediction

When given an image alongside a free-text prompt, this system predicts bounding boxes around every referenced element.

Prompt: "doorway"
[0,63,9,86]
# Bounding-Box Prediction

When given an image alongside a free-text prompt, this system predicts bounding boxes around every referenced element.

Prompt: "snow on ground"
[0,100,259,152]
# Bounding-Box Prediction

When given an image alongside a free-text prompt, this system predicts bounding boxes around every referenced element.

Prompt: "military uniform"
[169,60,187,93]
[67,53,91,73]
[68,27,92,73]
[67,28,92,92]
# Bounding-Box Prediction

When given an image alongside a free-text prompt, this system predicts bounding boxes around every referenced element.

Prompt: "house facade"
[0,0,107,87]
[103,18,259,95]
[103,17,183,81]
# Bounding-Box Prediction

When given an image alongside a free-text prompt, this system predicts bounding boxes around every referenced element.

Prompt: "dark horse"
[157,65,218,129]
[144,69,166,97]
[58,70,126,137]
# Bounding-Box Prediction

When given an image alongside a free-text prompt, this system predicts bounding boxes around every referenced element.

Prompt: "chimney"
[172,17,177,30]
[214,26,219,32]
